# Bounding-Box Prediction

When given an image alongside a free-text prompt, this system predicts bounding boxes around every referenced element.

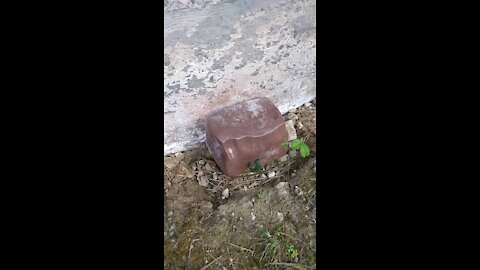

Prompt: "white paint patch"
[245,98,265,118]
[227,147,234,158]
[265,148,278,157]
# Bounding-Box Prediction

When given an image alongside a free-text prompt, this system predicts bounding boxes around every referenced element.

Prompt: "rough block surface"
[205,97,288,177]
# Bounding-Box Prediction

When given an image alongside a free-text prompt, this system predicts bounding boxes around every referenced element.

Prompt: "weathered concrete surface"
[164,0,316,155]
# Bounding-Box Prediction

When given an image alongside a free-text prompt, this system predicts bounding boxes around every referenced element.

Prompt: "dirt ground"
[164,99,317,269]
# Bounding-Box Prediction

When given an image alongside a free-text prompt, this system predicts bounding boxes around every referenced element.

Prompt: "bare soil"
[164,99,316,269]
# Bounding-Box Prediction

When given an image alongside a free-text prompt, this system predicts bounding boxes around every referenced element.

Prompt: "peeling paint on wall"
[164,0,316,155]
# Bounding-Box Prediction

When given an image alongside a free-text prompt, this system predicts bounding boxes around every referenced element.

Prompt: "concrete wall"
[164,0,316,155]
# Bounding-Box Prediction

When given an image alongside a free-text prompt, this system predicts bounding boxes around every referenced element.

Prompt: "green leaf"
[260,227,271,238]
[300,143,310,158]
[290,139,302,150]
[249,159,263,172]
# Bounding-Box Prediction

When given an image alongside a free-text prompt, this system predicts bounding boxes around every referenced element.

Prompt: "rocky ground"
[164,99,317,269]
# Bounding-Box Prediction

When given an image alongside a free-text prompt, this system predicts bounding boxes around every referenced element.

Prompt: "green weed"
[282,139,310,158]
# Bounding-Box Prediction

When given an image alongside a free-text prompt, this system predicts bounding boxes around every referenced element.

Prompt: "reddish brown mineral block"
[205,97,288,177]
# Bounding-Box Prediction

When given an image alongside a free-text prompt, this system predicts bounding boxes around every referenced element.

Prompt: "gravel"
[267,171,276,178]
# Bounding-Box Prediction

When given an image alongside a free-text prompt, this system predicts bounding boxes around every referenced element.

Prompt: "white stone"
[222,188,229,199]
[277,212,284,222]
[285,120,297,141]
[267,171,275,178]
[297,122,304,130]
[205,163,214,171]
[198,176,208,187]
[164,156,180,169]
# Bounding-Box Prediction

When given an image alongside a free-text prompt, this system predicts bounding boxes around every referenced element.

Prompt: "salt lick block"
[205,97,288,177]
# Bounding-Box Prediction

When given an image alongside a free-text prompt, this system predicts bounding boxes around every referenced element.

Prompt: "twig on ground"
[265,262,306,269]
[226,242,254,256]
[199,255,222,270]
[188,238,200,264]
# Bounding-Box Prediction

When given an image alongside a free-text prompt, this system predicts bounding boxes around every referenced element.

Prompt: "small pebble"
[305,102,312,107]
[205,163,213,171]
[198,160,205,165]
[289,150,298,158]
[260,174,267,179]
[297,122,304,130]
[222,188,229,199]
[294,186,303,196]
[279,154,288,162]
[213,173,218,180]
[277,212,284,222]
[267,171,275,178]
[251,198,255,203]
[167,211,173,217]
[198,176,208,187]
[251,212,256,221]
[291,173,296,177]
[247,201,254,207]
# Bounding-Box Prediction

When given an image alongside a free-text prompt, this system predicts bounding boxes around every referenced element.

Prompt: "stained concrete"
[164,0,316,155]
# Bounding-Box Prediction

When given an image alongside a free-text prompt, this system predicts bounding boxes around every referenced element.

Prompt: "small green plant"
[282,138,311,158]
[256,188,268,200]
[259,225,281,262]
[248,159,263,172]
[257,224,303,265]
[286,244,298,259]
